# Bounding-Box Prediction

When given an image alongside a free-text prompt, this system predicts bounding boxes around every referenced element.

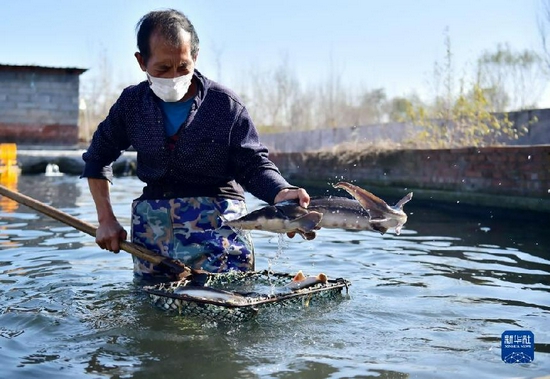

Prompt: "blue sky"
[2,0,547,106]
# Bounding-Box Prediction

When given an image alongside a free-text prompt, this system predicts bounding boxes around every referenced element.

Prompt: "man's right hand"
[87,178,127,253]
[96,219,128,253]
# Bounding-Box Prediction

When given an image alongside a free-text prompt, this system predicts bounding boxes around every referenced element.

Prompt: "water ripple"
[0,176,548,378]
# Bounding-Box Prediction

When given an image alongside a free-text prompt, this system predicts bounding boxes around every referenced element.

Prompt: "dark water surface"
[0,175,549,379]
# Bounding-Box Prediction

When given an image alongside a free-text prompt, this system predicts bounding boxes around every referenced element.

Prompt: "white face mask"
[147,71,193,102]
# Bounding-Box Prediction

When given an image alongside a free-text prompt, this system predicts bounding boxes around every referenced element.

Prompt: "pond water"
[0,175,549,379]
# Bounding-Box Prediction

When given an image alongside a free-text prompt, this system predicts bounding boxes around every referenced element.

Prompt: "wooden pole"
[0,184,194,279]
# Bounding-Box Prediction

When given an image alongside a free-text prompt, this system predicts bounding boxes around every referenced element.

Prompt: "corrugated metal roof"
[0,64,87,75]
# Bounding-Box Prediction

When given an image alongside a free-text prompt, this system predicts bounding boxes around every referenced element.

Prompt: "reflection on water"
[0,166,19,213]
[0,175,549,378]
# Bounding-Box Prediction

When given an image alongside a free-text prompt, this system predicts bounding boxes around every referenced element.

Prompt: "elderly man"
[82,9,309,279]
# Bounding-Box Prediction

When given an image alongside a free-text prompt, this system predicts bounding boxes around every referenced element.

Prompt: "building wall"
[270,145,550,211]
[0,69,81,145]
[261,109,550,153]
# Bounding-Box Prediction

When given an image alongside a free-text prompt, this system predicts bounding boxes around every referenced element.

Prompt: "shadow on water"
[0,175,549,378]
[404,200,550,297]
[406,198,550,257]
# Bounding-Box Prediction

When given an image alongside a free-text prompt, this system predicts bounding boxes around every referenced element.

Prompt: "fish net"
[143,270,351,322]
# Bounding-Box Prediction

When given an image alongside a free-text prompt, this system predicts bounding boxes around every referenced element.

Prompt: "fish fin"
[291,211,323,233]
[292,270,306,282]
[370,222,389,234]
[316,273,328,283]
[333,182,390,219]
[395,192,413,210]
[297,231,317,240]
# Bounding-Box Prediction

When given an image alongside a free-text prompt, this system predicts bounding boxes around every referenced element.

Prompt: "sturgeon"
[286,271,328,290]
[223,181,413,239]
[173,285,250,306]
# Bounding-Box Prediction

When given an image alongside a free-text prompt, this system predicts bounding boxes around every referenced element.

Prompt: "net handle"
[0,184,195,279]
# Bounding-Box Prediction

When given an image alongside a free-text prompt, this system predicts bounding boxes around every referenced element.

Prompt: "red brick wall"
[270,146,550,198]
[0,123,78,145]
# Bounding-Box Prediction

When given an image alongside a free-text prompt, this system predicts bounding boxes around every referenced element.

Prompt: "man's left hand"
[274,188,310,208]
[274,188,314,239]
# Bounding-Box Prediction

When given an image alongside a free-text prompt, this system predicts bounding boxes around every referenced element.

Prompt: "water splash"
[44,163,63,177]
[266,233,288,293]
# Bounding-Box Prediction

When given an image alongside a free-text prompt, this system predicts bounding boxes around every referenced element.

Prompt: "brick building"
[0,64,87,146]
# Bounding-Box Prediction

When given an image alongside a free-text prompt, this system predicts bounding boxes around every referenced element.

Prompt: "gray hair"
[136,9,200,63]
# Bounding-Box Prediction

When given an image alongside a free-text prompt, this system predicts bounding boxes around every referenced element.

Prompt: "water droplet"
[527,155,531,160]
[456,201,460,204]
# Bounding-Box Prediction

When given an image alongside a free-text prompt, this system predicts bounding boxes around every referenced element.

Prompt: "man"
[82,9,309,279]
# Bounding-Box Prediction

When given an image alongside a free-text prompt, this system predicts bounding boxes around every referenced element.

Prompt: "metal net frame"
[144,270,351,322]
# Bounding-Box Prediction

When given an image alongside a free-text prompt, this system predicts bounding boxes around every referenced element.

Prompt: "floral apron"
[131,197,254,279]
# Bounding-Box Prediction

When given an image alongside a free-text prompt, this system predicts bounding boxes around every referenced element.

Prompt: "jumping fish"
[333,181,413,235]
[223,181,413,238]
[221,201,324,240]
[286,271,328,290]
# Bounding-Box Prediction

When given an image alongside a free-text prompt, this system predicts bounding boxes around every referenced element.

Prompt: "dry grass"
[314,139,413,164]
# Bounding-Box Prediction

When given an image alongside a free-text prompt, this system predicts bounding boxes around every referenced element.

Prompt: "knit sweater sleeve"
[81,89,132,182]
[229,106,296,204]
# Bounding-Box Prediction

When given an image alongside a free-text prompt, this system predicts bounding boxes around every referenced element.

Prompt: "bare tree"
[210,42,225,83]
[239,55,312,132]
[289,85,316,130]
[268,54,300,129]
[477,44,545,111]
[79,49,125,142]
[317,55,344,128]
[539,0,550,70]
[358,88,387,124]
